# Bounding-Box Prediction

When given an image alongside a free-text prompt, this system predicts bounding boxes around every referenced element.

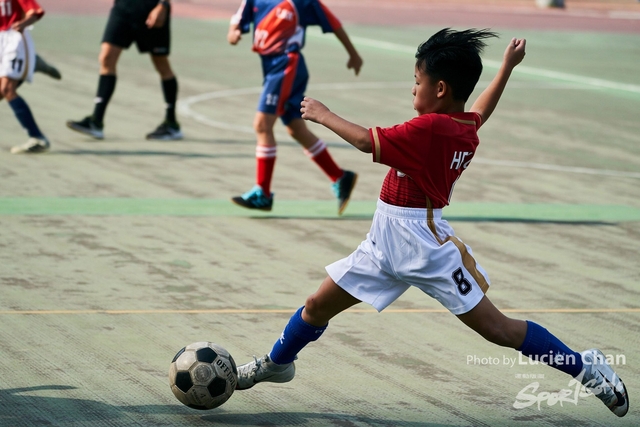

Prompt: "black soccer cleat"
[146,121,183,141]
[66,116,104,140]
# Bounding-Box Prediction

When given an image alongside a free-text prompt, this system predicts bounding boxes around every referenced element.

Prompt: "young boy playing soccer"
[66,0,182,141]
[1,0,50,154]
[227,0,362,215]
[233,29,629,417]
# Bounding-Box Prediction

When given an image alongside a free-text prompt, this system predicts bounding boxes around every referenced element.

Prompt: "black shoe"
[66,116,104,139]
[146,121,183,140]
[35,55,62,80]
[332,170,358,215]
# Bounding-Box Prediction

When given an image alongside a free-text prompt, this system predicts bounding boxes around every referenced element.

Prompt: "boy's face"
[412,65,440,115]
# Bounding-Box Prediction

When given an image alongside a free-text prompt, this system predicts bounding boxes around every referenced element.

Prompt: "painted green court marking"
[0,198,639,222]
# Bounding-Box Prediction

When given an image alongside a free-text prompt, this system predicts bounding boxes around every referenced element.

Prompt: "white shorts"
[0,29,36,82]
[326,200,490,315]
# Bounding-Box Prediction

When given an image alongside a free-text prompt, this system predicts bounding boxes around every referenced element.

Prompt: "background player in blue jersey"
[66,0,182,141]
[228,0,363,215]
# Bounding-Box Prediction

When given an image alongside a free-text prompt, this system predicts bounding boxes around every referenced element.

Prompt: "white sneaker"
[11,137,50,154]
[580,349,628,417]
[236,354,295,390]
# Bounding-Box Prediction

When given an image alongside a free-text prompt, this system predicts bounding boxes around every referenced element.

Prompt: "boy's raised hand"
[301,97,330,124]
[504,38,526,69]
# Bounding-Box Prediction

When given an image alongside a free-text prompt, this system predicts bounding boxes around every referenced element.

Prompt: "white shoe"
[11,137,50,154]
[580,349,629,417]
[236,354,295,390]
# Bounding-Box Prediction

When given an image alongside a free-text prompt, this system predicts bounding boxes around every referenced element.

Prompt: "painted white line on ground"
[320,1,640,21]
[177,81,588,134]
[342,35,640,95]
[178,83,640,180]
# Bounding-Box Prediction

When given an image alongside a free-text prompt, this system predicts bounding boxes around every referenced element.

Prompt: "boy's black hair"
[416,28,498,102]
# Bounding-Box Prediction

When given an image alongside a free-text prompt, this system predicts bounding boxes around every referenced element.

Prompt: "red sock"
[256,146,276,195]
[304,140,344,182]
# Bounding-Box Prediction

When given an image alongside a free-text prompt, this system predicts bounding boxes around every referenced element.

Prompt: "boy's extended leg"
[457,296,628,417]
[287,118,358,215]
[146,54,182,140]
[231,112,278,211]
[236,276,360,390]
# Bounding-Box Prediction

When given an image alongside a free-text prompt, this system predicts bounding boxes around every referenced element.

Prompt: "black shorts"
[102,5,171,55]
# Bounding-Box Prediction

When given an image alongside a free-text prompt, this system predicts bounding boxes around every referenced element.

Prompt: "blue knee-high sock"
[269,306,327,364]
[8,97,44,139]
[518,320,583,377]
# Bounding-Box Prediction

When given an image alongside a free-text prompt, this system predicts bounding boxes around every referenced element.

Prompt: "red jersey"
[370,112,482,209]
[0,0,43,31]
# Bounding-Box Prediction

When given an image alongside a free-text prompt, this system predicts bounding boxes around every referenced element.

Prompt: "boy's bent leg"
[458,296,628,416]
[236,277,360,390]
[303,276,361,326]
[236,306,322,390]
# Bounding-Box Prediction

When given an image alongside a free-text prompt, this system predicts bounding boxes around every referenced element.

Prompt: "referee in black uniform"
[67,0,182,140]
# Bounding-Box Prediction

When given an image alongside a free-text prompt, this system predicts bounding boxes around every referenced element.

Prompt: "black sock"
[162,77,178,124]
[92,74,117,125]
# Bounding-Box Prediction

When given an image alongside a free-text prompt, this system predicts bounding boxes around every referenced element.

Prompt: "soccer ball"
[169,342,238,410]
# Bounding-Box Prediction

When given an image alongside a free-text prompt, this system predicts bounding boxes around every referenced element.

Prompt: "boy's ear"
[436,80,448,99]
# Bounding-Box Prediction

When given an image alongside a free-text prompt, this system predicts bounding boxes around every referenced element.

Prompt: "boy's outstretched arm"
[333,27,363,76]
[470,38,526,124]
[301,97,371,153]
